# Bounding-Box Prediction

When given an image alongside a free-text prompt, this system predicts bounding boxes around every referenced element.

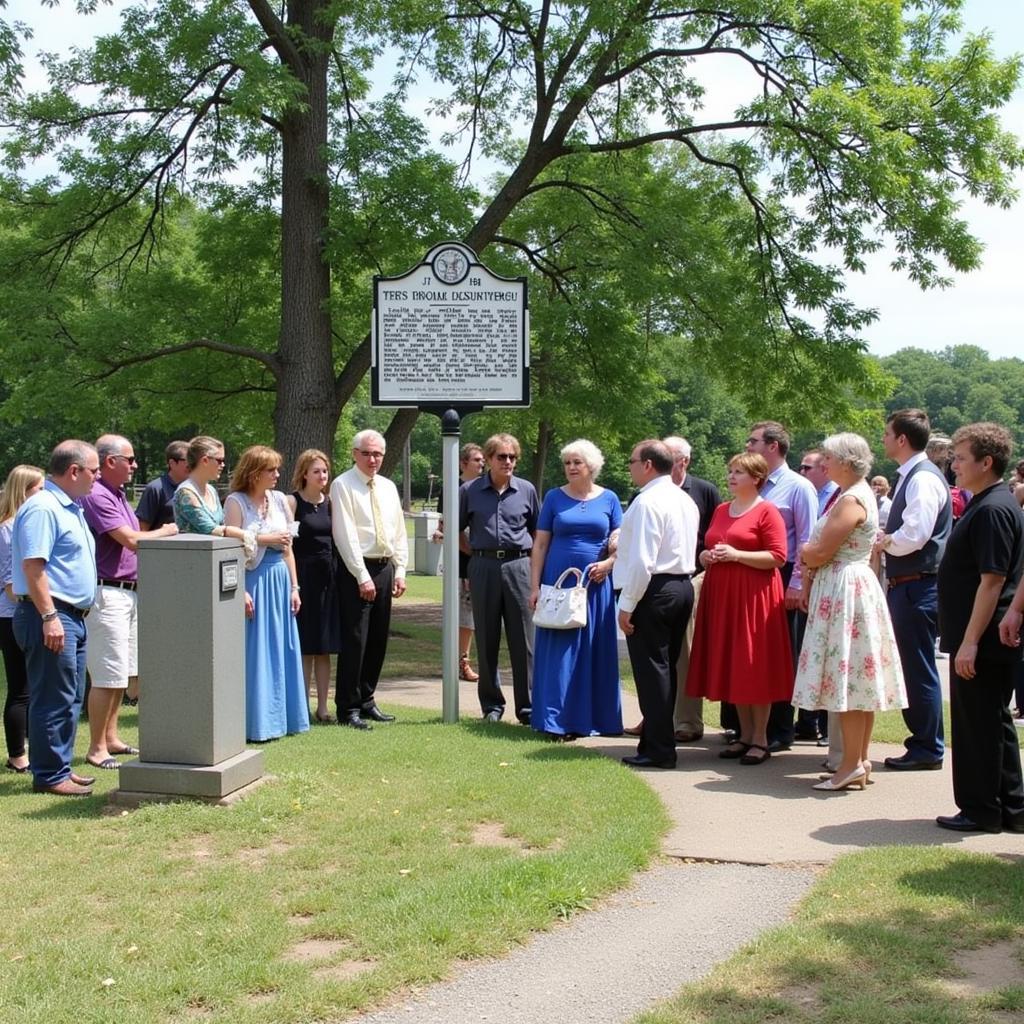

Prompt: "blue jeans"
[13,603,87,786]
[887,576,944,762]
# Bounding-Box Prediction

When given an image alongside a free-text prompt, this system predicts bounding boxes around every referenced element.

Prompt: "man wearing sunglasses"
[81,435,179,770]
[459,433,539,723]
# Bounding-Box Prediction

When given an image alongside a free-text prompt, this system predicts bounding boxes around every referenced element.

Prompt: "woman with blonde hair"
[224,446,309,742]
[1,464,46,771]
[286,449,339,723]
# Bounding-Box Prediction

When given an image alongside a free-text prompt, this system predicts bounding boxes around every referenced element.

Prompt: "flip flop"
[86,756,120,770]
[108,745,139,755]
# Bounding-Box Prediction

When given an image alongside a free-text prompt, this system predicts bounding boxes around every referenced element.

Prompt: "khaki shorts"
[86,585,138,688]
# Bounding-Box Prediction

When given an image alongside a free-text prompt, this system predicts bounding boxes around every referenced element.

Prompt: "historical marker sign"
[372,242,529,408]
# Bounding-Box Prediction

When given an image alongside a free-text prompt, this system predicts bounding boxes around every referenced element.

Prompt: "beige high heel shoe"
[813,765,867,791]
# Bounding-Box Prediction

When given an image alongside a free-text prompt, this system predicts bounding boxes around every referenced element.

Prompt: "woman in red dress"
[687,452,792,765]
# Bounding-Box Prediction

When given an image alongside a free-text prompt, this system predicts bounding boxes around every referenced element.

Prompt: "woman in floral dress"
[793,433,906,792]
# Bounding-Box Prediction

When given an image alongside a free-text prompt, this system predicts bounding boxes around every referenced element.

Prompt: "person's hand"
[699,549,712,569]
[393,577,407,598]
[42,615,65,653]
[160,523,179,537]
[999,607,1022,647]
[244,592,254,619]
[528,587,539,611]
[798,589,810,614]
[954,641,978,679]
[618,610,634,636]
[586,558,610,584]
[290,589,301,615]
[359,580,376,602]
[784,586,802,611]
[431,529,444,544]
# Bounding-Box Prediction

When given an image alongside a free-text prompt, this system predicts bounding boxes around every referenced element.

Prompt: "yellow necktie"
[367,477,385,550]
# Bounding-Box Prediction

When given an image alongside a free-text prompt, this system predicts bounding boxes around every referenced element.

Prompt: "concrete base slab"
[110,772,274,808]
[116,748,265,800]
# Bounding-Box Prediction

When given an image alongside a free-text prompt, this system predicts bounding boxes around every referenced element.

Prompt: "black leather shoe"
[339,714,372,731]
[483,710,501,722]
[766,739,791,753]
[936,812,1000,834]
[361,706,395,723]
[516,707,532,725]
[621,754,676,770]
[884,753,942,771]
[793,728,819,742]
[1001,815,1024,834]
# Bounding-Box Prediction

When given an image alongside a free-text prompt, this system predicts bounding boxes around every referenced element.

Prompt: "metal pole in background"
[440,409,462,723]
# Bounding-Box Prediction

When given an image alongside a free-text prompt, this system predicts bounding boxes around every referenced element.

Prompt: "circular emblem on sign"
[432,247,470,284]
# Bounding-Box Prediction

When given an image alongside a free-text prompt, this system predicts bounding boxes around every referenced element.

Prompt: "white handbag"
[533,567,589,630]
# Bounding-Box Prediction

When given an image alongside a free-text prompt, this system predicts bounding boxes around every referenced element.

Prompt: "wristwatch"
[41,609,59,622]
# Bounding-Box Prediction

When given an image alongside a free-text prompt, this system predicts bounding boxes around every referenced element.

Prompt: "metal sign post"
[371,242,529,722]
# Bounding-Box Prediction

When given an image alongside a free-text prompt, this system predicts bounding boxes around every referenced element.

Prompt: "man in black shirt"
[936,422,1024,833]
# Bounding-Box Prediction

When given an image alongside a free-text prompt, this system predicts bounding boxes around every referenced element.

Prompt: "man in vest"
[874,408,952,770]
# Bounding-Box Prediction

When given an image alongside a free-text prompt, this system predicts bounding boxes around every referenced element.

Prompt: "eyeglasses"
[357,450,385,460]
[113,455,138,465]
[206,455,226,465]
[798,464,812,472]
[494,453,517,462]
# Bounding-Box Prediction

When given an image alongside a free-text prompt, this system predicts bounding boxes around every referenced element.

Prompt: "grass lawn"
[633,845,1024,1024]
[0,704,666,1024]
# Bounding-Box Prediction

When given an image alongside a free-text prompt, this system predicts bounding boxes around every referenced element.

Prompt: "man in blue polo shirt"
[12,440,99,796]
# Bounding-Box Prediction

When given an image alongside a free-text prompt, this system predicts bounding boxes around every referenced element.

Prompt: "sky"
[6,0,1023,362]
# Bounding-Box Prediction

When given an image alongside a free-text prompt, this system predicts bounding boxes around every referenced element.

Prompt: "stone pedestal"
[117,534,264,802]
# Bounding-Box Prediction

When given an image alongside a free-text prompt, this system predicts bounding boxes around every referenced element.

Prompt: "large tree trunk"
[272,0,337,471]
[533,419,554,495]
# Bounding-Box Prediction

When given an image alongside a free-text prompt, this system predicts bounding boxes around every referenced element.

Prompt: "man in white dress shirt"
[614,440,699,769]
[330,429,408,730]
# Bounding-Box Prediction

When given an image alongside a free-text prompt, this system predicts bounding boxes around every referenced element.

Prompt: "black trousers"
[627,575,694,765]
[950,658,1024,830]
[335,559,394,716]
[1,616,29,759]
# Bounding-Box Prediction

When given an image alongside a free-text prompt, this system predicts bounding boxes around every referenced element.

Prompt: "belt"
[19,596,91,618]
[887,572,935,590]
[363,556,392,569]
[652,572,694,581]
[98,578,137,591]
[472,548,529,560]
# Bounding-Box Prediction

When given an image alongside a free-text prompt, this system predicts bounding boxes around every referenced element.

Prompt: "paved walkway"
[362,604,1020,1024]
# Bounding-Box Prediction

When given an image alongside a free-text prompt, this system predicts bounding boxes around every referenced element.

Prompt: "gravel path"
[357,859,815,1024]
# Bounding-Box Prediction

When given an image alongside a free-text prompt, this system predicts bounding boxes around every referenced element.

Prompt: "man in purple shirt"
[81,435,177,769]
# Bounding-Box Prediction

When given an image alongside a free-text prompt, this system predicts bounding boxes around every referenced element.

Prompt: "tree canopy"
[0,0,1020,470]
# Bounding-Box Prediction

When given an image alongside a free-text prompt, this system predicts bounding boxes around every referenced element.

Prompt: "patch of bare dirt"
[312,960,377,982]
[777,983,823,1011]
[243,991,276,1007]
[938,940,1023,998]
[235,839,291,867]
[282,938,353,963]
[471,821,530,852]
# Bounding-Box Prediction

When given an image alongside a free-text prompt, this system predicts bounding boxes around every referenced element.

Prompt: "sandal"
[313,713,335,725]
[718,742,750,760]
[739,744,771,766]
[458,655,479,682]
[5,758,29,774]
[86,756,121,770]
[108,744,139,756]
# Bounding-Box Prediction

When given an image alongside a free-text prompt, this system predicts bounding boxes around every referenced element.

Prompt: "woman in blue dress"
[224,445,310,743]
[529,440,622,737]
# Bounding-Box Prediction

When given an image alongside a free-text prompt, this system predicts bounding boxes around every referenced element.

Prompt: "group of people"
[3,413,1024,834]
[0,428,409,796]
[466,414,1023,835]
